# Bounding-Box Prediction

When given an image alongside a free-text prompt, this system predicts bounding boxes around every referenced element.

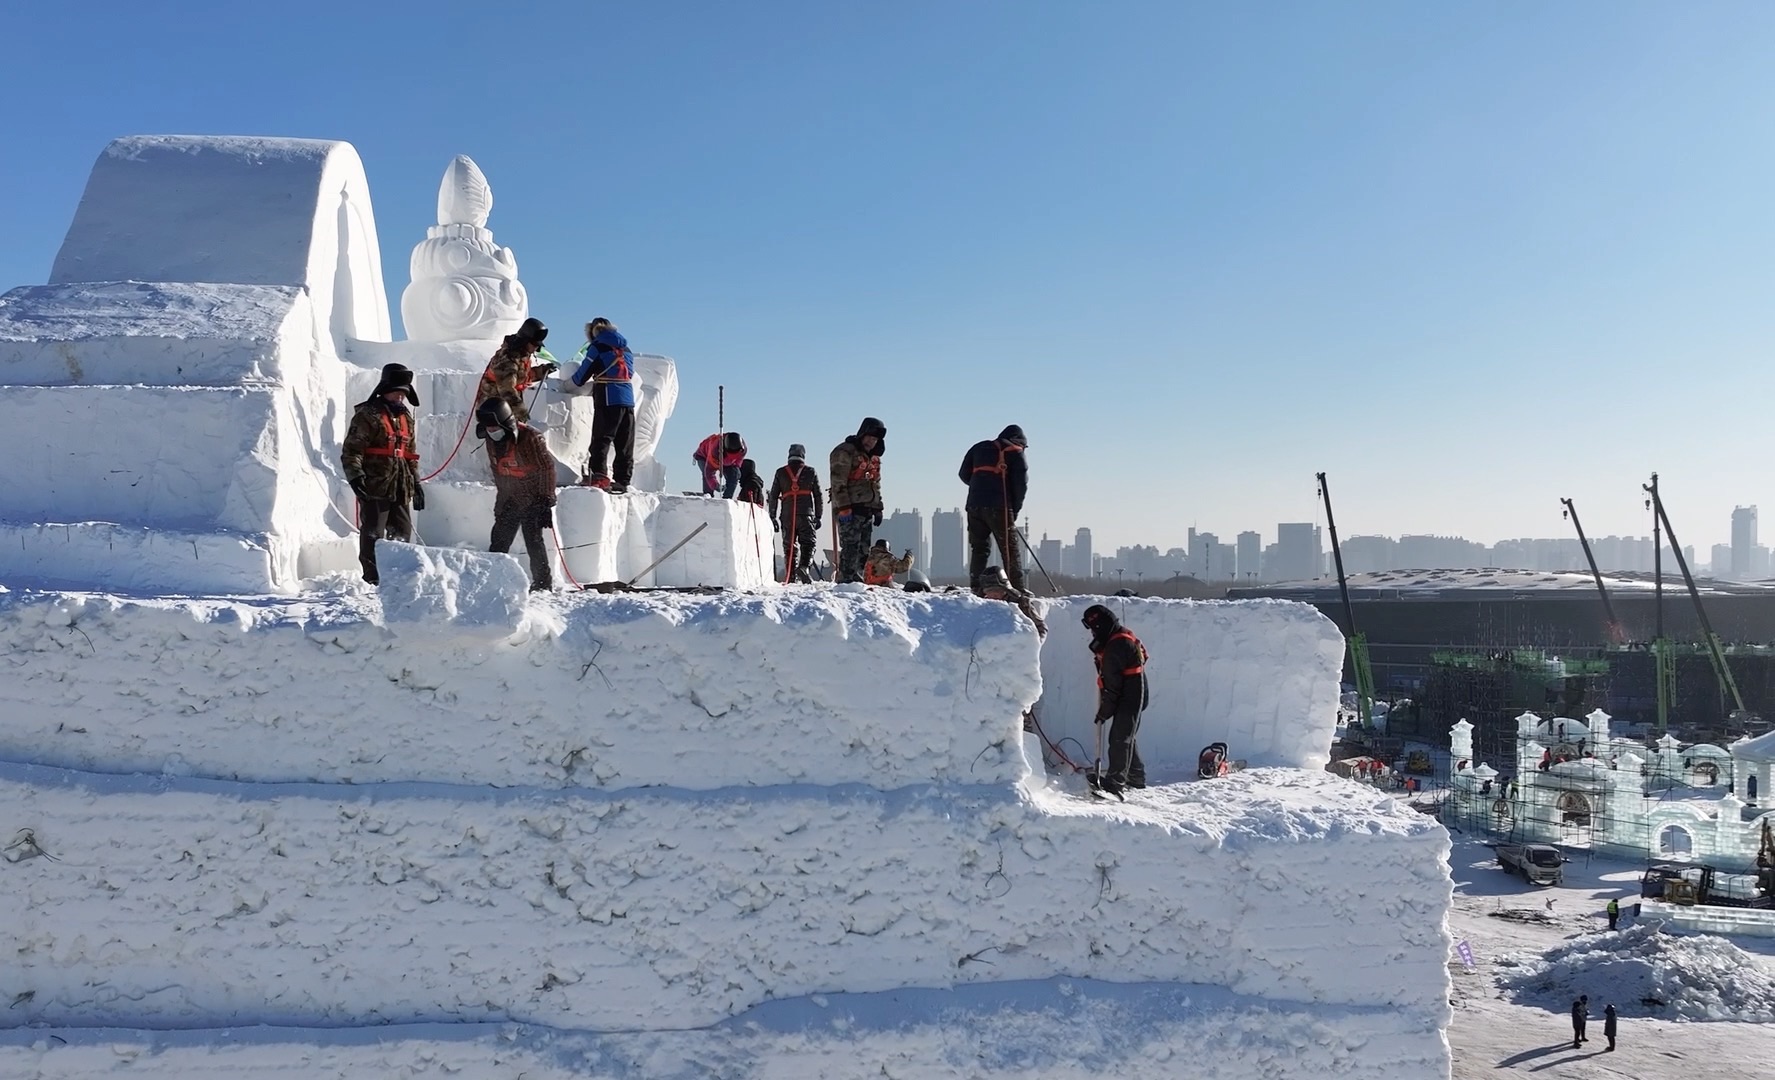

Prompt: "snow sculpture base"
[0,589,1452,1079]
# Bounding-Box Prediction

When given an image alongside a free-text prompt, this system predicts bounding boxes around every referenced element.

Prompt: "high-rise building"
[929,509,964,579]
[1073,527,1093,581]
[1273,523,1321,583]
[1236,531,1262,581]
[1732,506,1758,578]
[1038,534,1063,582]
[1711,544,1733,578]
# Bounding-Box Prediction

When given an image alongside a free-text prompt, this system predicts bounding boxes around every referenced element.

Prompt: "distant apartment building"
[1733,506,1758,578]
[1711,544,1734,578]
[1038,534,1063,580]
[1272,523,1321,583]
[1062,527,1093,579]
[929,509,964,578]
[1236,531,1262,581]
[1340,535,1396,575]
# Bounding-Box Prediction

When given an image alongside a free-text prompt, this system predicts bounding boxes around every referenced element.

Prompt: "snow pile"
[1495,924,1775,1022]
[1036,596,1345,772]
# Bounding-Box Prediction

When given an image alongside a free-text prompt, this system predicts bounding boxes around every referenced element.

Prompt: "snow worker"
[1082,603,1147,798]
[768,444,822,583]
[829,417,886,583]
[476,397,555,592]
[959,424,1028,593]
[976,566,1047,637]
[1603,1003,1617,1052]
[477,317,556,421]
[1570,995,1588,1048]
[341,363,423,586]
[864,538,915,587]
[569,317,636,492]
[694,431,747,497]
[736,459,766,506]
[1606,897,1620,931]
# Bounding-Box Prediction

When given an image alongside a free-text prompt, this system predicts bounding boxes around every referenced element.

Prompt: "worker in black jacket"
[768,444,823,583]
[1082,603,1147,798]
[959,424,1028,593]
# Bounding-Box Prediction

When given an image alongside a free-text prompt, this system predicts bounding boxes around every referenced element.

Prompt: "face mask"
[486,427,507,441]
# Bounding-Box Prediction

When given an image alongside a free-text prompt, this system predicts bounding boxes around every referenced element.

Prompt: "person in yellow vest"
[1082,603,1147,799]
[341,363,423,586]
[864,539,914,587]
[1606,897,1620,931]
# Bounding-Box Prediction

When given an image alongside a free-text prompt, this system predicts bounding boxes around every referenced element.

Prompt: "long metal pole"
[1647,478,1747,716]
[1649,473,1662,641]
[1560,498,1622,643]
[1316,472,1357,638]
[1317,472,1374,729]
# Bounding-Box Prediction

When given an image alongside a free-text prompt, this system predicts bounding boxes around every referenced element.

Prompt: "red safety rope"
[420,408,473,483]
[550,524,585,590]
[1027,709,1088,773]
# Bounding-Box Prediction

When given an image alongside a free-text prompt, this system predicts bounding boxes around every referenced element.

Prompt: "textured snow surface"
[1036,596,1344,772]
[375,542,530,633]
[1494,923,1775,1022]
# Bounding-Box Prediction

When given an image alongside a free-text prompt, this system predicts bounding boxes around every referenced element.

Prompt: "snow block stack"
[0,586,1454,1078]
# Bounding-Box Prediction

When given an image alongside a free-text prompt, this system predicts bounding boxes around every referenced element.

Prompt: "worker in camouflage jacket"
[864,539,915,587]
[341,363,424,586]
[769,444,823,583]
[475,317,556,421]
[476,397,556,591]
[829,416,886,583]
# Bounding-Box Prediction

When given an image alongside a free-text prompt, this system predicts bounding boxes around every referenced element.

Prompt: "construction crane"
[1644,473,1747,727]
[1560,497,1625,645]
[1317,472,1375,730]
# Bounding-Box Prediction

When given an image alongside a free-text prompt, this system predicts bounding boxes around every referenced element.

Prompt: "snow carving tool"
[585,522,712,592]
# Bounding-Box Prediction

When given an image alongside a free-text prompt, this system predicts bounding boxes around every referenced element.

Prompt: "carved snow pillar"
[400,155,528,343]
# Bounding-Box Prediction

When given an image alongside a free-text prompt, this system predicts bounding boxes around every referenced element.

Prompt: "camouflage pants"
[837,512,873,584]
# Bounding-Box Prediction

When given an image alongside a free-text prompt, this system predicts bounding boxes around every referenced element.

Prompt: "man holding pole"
[959,425,1028,594]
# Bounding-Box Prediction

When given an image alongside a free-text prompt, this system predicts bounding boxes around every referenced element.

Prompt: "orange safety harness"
[781,466,814,584]
[1094,628,1147,689]
[864,555,894,586]
[361,410,420,462]
[971,440,1023,585]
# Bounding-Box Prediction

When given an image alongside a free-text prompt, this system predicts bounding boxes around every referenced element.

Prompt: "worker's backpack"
[1198,742,1230,779]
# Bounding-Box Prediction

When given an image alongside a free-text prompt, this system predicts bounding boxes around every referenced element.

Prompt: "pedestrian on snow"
[341,363,424,586]
[1082,603,1147,797]
[569,317,635,492]
[959,424,1029,593]
[474,398,556,592]
[1570,995,1588,1049]
[736,459,766,506]
[864,538,915,587]
[769,444,822,583]
[830,417,886,583]
[476,317,556,421]
[694,431,747,497]
[1603,1003,1617,1051]
[1606,897,1620,930]
[976,566,1047,636]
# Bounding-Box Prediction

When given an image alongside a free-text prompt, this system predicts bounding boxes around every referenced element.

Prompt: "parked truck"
[1495,843,1566,886]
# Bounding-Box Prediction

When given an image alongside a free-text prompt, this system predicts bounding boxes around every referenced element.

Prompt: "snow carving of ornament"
[399,155,528,343]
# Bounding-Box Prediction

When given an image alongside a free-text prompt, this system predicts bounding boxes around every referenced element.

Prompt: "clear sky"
[3,2,1772,553]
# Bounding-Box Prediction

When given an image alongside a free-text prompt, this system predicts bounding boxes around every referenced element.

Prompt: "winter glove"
[872,509,883,528]
[540,506,556,531]
[348,477,368,501]
[411,483,426,512]
[535,360,560,376]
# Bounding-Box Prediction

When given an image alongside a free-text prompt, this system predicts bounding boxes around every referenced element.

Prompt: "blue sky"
[3,2,1772,553]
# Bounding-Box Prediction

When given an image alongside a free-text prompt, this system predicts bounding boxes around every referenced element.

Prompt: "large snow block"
[1036,597,1344,773]
[649,493,775,588]
[375,543,529,634]
[0,521,281,595]
[50,135,389,344]
[0,764,1450,1041]
[0,282,312,387]
[0,589,1041,790]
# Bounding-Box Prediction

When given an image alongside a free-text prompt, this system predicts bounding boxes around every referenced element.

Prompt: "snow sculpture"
[399,156,527,343]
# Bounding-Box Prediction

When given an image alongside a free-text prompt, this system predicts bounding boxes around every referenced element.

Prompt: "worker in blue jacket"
[570,317,637,492]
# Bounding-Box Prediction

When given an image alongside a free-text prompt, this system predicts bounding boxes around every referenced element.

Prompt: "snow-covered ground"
[1443,833,1775,1078]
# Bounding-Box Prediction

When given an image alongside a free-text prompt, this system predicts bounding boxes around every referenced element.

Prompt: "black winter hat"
[371,363,420,406]
[516,317,548,345]
[998,424,1028,447]
[787,443,806,463]
[723,431,746,454]
[476,397,516,439]
[1081,604,1118,634]
[857,416,887,439]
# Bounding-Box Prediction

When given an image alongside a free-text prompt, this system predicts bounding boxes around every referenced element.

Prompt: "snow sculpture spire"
[398,155,528,343]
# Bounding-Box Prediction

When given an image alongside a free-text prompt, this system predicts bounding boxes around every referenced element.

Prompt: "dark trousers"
[702,463,740,497]
[1573,1018,1586,1048]
[588,403,635,486]
[967,506,1023,590]
[1608,912,1618,930]
[358,498,412,584]
[837,512,873,583]
[490,499,553,589]
[1102,709,1146,790]
[782,518,817,582]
